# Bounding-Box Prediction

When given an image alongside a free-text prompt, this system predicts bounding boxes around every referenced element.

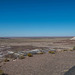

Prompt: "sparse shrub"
[70,49,73,51]
[27,53,33,57]
[63,49,67,51]
[48,51,55,54]
[0,69,7,75]
[39,52,44,54]
[4,58,9,62]
[19,55,25,59]
[0,69,4,75]
[73,46,75,50]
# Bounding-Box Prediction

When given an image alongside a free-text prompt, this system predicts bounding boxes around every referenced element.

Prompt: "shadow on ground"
[64,66,75,75]
[1,73,8,75]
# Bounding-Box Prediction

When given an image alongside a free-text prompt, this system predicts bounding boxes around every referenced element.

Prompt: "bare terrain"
[0,37,75,49]
[0,37,75,75]
[1,51,75,75]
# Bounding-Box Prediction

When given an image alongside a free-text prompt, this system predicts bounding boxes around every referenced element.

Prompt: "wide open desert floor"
[0,37,75,75]
[1,51,75,75]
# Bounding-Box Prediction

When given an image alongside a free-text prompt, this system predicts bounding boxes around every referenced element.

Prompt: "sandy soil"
[1,51,75,75]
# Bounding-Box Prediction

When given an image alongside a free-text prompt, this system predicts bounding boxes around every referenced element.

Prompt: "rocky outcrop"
[70,37,75,40]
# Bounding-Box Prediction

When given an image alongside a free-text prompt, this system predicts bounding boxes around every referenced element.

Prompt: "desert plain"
[0,37,75,75]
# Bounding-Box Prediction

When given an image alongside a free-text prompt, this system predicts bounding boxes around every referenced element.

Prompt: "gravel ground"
[1,51,75,75]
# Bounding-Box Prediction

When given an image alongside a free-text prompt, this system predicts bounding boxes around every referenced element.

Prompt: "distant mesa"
[70,37,75,40]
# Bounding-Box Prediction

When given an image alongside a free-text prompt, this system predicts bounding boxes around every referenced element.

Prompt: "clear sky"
[0,0,75,37]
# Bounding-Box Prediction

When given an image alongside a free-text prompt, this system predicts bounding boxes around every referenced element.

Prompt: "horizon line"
[0,36,74,38]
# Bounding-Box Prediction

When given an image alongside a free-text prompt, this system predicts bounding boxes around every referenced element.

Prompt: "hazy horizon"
[0,36,74,38]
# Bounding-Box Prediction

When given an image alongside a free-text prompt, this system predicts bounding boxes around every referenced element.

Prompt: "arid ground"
[0,37,75,75]
[0,37,75,49]
[1,51,75,75]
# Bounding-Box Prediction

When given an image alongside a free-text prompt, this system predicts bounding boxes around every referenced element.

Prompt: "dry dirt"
[1,51,75,75]
[0,37,75,75]
[0,37,75,50]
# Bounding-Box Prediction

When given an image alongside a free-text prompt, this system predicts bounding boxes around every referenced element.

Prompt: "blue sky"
[0,0,75,37]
